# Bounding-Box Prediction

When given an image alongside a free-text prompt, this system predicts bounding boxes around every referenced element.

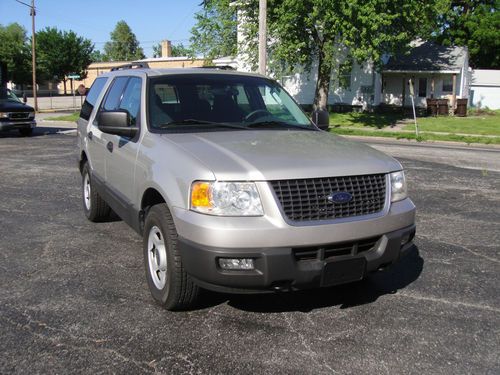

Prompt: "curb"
[340,135,500,151]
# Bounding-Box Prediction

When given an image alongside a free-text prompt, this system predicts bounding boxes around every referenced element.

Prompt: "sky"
[0,0,203,57]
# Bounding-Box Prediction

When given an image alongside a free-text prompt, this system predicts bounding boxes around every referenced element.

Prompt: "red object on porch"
[426,98,438,116]
[455,99,468,117]
[437,99,449,116]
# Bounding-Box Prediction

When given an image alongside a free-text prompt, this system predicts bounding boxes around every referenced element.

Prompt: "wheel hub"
[147,226,167,290]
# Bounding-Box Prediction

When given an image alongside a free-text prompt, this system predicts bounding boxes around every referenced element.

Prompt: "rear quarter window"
[80,77,108,121]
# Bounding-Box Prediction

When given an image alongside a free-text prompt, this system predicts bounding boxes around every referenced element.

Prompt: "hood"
[161,130,402,181]
[0,100,34,112]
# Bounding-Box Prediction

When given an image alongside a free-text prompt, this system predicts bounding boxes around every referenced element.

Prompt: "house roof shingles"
[384,41,467,73]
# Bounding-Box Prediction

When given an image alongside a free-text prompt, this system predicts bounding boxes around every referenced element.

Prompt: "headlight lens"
[28,112,35,118]
[0,112,9,118]
[191,181,264,216]
[390,171,407,202]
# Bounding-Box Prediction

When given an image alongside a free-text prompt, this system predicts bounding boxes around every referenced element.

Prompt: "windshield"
[148,74,313,131]
[0,88,22,103]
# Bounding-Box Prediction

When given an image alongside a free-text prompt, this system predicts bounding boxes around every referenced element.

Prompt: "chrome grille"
[270,174,386,222]
[9,112,30,120]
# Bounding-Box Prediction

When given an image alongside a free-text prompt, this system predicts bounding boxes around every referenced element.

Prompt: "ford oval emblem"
[328,192,353,204]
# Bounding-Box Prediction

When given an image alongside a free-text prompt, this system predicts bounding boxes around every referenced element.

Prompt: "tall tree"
[263,0,439,111]
[90,49,104,63]
[103,21,145,61]
[0,23,32,85]
[37,27,94,94]
[434,1,499,68]
[189,0,238,60]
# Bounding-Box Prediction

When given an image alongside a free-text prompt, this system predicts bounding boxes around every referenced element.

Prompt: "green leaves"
[0,23,31,85]
[434,1,500,68]
[36,27,94,84]
[103,21,145,61]
[189,0,238,61]
[263,0,438,109]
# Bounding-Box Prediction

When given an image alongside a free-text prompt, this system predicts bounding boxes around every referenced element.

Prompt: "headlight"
[28,112,35,118]
[191,181,264,216]
[390,171,407,202]
[0,112,9,118]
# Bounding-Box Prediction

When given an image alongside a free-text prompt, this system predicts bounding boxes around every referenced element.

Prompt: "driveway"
[0,125,499,374]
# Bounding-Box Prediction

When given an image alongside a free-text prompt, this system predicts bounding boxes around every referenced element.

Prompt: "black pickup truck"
[0,88,36,136]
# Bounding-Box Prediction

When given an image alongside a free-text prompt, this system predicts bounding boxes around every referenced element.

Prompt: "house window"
[418,78,427,97]
[442,77,453,93]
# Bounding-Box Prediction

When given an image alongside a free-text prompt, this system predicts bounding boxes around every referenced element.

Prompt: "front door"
[95,76,143,217]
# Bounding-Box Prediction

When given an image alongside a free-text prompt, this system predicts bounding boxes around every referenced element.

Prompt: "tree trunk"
[313,48,333,111]
[63,79,67,95]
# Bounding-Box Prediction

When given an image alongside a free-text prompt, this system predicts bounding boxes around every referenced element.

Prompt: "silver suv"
[77,65,416,310]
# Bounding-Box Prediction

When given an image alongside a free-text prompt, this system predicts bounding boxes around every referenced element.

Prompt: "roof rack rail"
[111,62,150,71]
[198,65,236,70]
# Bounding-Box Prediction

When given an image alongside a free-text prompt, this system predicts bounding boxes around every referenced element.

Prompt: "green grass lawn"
[326,109,500,144]
[45,112,79,122]
[329,112,405,129]
[403,112,500,136]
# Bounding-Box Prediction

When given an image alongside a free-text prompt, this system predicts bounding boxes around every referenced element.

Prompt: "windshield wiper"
[157,119,248,130]
[245,120,316,131]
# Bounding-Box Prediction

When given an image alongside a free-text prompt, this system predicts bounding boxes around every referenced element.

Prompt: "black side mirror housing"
[98,110,138,138]
[23,93,27,104]
[311,109,330,131]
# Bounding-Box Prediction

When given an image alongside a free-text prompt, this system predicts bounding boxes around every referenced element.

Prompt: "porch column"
[452,73,457,111]
[431,76,435,98]
[402,75,406,107]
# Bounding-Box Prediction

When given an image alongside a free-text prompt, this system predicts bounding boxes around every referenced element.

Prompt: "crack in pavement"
[418,234,500,264]
[394,291,500,313]
[0,304,157,373]
[283,314,338,374]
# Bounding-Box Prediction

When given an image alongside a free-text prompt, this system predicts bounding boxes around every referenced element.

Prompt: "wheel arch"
[139,187,168,234]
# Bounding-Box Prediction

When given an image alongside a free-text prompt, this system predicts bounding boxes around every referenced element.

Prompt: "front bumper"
[0,120,36,132]
[178,224,416,294]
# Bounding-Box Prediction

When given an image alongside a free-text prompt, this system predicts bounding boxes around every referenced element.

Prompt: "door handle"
[106,141,113,153]
[88,131,93,140]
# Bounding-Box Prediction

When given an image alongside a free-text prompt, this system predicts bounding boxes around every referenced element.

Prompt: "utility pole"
[15,0,38,111]
[258,0,267,75]
[31,0,37,112]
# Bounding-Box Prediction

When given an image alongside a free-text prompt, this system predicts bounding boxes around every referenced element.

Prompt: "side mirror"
[23,94,27,104]
[98,110,138,138]
[311,109,330,131]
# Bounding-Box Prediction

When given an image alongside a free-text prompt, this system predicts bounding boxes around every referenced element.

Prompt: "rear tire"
[19,128,33,136]
[143,204,199,311]
[81,162,110,221]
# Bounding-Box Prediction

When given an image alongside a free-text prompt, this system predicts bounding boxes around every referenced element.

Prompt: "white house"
[469,69,500,109]
[278,41,470,110]
[381,41,469,109]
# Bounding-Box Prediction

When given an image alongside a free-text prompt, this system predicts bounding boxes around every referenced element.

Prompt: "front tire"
[143,204,199,311]
[81,162,110,221]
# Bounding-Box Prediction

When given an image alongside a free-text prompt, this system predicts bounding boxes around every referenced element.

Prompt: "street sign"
[68,74,80,79]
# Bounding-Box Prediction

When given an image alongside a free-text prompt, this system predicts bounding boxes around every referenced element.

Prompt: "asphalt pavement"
[0,122,499,374]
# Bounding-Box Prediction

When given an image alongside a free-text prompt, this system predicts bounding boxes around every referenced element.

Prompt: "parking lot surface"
[1,126,499,374]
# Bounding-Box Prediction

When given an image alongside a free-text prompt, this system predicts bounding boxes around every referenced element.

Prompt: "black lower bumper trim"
[178,224,416,294]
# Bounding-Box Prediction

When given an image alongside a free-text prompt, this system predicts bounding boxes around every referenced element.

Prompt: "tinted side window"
[118,77,142,125]
[102,77,129,111]
[80,77,107,121]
